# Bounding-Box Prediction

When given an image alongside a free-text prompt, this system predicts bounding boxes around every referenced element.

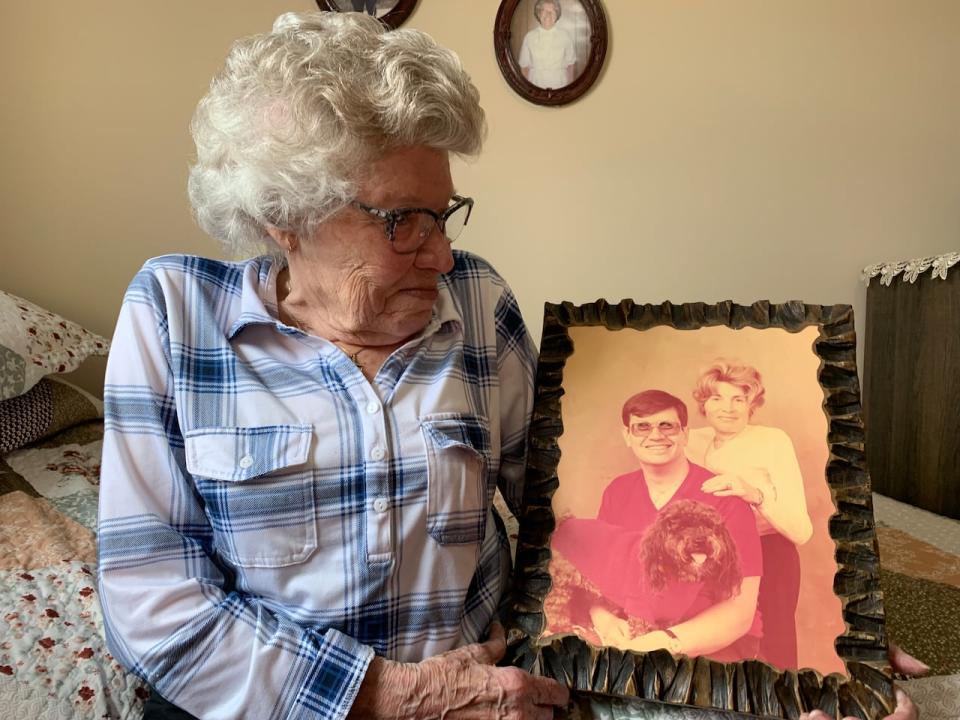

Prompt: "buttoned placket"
[354,320,443,564]
[291,310,445,566]
[363,397,392,563]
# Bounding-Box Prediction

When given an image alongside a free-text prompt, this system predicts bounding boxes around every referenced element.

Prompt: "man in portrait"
[550,389,763,661]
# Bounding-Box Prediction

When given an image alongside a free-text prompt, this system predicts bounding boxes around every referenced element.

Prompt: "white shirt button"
[366,401,380,415]
[373,497,389,513]
[238,455,254,469]
[370,447,386,461]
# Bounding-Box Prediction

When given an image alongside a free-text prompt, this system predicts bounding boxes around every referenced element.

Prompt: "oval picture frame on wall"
[495,0,608,107]
[315,0,418,30]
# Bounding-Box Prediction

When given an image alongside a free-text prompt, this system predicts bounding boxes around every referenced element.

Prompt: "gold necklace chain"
[291,316,365,371]
[283,270,364,372]
[343,349,364,371]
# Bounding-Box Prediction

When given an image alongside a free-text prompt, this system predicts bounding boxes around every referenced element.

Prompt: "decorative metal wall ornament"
[504,300,895,719]
[861,250,960,286]
[494,0,608,106]
[315,0,418,29]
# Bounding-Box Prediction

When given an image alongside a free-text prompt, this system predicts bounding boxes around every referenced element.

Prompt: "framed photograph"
[315,0,418,29]
[504,300,894,719]
[494,0,608,106]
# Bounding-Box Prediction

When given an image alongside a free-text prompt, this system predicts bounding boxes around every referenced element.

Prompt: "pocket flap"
[420,414,490,456]
[184,424,313,481]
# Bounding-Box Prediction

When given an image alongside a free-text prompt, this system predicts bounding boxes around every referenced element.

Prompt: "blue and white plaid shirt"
[97,250,537,719]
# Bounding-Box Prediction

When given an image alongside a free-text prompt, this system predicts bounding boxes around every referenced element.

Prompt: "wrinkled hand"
[700,473,762,505]
[798,644,928,720]
[350,623,569,719]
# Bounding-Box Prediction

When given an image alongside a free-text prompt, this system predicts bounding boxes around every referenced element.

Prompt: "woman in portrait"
[685,359,814,671]
[518,0,576,89]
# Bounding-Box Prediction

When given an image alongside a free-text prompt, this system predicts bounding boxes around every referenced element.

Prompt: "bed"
[1,289,957,719]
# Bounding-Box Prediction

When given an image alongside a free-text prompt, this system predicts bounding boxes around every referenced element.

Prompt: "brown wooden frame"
[494,0,608,107]
[504,300,894,719]
[315,0,418,29]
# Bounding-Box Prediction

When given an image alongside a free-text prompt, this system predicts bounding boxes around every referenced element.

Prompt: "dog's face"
[639,499,742,601]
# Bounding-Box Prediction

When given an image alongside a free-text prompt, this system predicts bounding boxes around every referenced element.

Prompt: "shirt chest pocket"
[184,424,316,568]
[420,414,491,546]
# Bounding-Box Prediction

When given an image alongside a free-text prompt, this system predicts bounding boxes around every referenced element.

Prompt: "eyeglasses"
[628,421,684,439]
[352,194,474,254]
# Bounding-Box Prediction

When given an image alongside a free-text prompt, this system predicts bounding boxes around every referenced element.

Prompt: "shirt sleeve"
[562,31,576,65]
[763,427,813,542]
[518,31,533,69]
[97,267,373,720]
[596,479,619,524]
[493,281,538,516]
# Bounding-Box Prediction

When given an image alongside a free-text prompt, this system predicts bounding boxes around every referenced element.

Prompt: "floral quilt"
[0,423,147,719]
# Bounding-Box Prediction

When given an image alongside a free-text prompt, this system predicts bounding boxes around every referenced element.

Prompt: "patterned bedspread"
[0,422,147,720]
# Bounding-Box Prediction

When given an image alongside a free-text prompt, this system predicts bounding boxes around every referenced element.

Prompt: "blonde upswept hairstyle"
[188,11,486,257]
[692,358,766,417]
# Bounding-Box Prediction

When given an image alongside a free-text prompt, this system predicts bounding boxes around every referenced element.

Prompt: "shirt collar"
[226,255,464,341]
[226,256,288,340]
[431,272,464,336]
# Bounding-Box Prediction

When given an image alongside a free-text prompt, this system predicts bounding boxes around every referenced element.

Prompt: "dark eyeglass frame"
[628,420,684,439]
[351,194,474,253]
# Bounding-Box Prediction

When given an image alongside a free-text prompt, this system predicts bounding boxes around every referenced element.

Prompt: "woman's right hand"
[350,623,569,719]
[700,472,764,506]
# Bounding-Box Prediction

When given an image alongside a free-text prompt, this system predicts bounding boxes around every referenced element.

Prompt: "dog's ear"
[646,560,669,592]
[709,525,743,601]
[639,524,668,592]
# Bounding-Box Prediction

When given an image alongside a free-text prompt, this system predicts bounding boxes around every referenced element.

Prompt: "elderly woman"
[684,359,813,671]
[518,0,576,89]
[97,11,568,720]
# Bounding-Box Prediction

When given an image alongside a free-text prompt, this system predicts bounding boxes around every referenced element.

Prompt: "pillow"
[0,290,109,401]
[0,377,104,455]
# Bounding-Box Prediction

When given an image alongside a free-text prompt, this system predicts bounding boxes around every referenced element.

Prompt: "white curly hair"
[188,11,486,257]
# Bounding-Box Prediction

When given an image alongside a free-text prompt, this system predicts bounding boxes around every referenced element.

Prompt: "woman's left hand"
[799,644,928,720]
[799,689,917,720]
[701,473,762,506]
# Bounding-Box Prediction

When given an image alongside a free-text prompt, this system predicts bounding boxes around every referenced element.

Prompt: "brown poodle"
[639,499,742,604]
[544,499,742,642]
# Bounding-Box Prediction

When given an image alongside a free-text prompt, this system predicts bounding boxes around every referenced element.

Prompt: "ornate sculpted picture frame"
[315,0,418,29]
[504,300,894,719]
[494,0,608,107]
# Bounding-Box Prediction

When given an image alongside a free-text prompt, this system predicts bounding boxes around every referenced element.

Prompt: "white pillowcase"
[0,291,109,402]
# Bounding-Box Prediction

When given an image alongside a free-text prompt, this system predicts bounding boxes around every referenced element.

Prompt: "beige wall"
[2,1,958,397]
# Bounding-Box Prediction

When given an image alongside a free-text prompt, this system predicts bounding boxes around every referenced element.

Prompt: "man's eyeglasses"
[352,194,474,254]
[628,421,684,439]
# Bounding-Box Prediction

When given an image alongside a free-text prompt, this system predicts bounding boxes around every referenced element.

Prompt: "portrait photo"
[541,323,847,677]
[509,0,593,90]
[329,0,399,18]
